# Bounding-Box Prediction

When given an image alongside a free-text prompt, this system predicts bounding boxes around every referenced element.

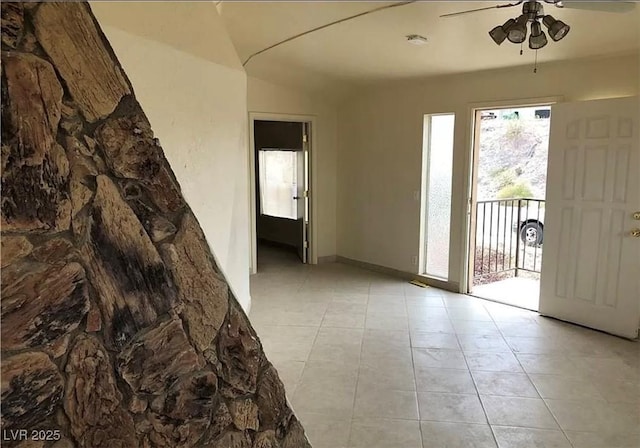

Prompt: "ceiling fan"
[441,0,636,51]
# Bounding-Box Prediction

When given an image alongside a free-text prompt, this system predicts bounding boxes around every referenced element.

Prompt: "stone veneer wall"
[0,2,310,447]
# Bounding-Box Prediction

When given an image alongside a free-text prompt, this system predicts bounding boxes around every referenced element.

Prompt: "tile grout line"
[492,303,576,448]
[453,301,500,448]
[345,280,371,448]
[475,300,509,447]
[405,289,426,448]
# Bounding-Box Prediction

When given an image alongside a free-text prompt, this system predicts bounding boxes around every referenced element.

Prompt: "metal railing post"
[473,197,543,285]
[515,199,522,277]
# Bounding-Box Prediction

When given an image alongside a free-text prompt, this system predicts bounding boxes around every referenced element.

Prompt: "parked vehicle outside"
[476,199,544,248]
[513,201,544,246]
[481,111,497,120]
[517,216,544,246]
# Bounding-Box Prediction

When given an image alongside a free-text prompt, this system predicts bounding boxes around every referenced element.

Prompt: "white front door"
[540,96,640,339]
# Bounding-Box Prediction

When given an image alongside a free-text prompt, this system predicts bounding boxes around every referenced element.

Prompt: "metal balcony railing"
[474,198,545,283]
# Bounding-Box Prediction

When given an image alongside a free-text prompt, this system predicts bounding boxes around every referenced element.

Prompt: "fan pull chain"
[534,50,538,73]
[520,42,523,55]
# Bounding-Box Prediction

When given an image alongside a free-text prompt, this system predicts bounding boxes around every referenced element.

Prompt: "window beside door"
[420,113,455,280]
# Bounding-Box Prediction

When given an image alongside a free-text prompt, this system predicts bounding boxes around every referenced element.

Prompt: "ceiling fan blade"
[558,1,636,13]
[440,2,522,18]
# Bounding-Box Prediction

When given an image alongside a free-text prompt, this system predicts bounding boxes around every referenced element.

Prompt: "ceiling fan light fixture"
[543,15,570,41]
[507,15,528,43]
[489,18,516,45]
[529,21,548,49]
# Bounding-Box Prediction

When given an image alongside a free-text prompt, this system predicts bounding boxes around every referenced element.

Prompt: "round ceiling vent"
[406,34,428,45]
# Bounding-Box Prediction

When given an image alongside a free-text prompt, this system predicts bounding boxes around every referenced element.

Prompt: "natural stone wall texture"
[0,3,311,447]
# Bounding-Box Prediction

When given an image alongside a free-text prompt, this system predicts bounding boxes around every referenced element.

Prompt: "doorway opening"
[467,105,551,310]
[251,119,311,272]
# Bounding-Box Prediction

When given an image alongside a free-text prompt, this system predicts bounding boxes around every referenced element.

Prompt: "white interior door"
[540,96,640,339]
[295,124,309,263]
[294,149,305,263]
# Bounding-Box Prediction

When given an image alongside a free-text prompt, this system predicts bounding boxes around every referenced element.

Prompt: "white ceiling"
[220,1,640,95]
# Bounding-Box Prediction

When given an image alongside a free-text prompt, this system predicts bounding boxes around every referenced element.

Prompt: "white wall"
[337,53,640,290]
[91,3,252,311]
[248,77,338,259]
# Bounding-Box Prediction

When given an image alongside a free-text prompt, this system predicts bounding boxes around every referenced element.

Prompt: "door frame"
[461,96,563,294]
[248,112,317,274]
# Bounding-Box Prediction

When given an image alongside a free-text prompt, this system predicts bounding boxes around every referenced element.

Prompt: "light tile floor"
[249,246,640,448]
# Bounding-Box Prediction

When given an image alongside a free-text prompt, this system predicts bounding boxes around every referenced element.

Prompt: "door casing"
[461,96,563,295]
[248,112,316,274]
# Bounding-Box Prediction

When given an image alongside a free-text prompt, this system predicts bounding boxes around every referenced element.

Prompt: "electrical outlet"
[411,256,418,266]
